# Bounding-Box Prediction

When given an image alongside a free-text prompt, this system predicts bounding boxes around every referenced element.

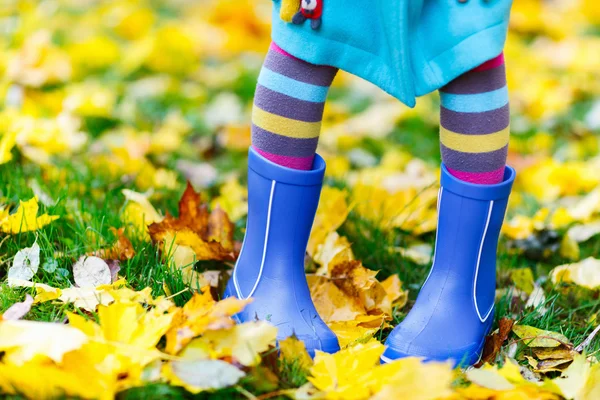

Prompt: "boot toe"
[298,332,340,357]
[382,327,484,367]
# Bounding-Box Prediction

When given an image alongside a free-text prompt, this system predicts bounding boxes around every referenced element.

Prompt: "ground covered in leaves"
[2,0,600,399]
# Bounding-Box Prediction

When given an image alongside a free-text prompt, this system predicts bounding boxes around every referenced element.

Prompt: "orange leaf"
[149,182,236,262]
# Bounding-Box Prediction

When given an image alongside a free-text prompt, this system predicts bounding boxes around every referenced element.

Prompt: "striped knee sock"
[439,53,510,185]
[251,42,338,170]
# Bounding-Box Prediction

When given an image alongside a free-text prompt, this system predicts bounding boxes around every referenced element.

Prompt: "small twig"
[235,385,258,400]
[256,390,292,400]
[0,234,11,248]
[509,335,573,349]
[164,287,189,300]
[575,323,600,353]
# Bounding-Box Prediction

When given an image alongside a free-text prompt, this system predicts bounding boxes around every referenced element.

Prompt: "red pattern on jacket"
[300,0,322,20]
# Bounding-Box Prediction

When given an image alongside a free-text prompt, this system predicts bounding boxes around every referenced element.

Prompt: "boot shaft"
[423,166,515,319]
[234,147,325,298]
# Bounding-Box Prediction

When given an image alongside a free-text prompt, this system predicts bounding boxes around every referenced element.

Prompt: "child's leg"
[382,54,515,366]
[223,43,341,356]
[439,54,509,184]
[251,42,338,170]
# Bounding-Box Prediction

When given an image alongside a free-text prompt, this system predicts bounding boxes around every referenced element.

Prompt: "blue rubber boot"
[224,147,340,356]
[382,164,515,367]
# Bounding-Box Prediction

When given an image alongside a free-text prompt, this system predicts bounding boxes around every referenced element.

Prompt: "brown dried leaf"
[526,356,573,373]
[330,261,389,316]
[476,318,515,367]
[308,261,405,345]
[149,182,235,262]
[532,346,577,361]
[207,207,234,252]
[90,227,136,261]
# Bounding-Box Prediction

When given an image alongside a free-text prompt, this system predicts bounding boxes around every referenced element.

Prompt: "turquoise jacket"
[271,0,513,107]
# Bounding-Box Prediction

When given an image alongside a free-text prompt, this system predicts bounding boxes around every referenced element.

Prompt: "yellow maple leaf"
[210,177,248,222]
[313,231,354,275]
[121,189,163,240]
[68,299,174,366]
[181,321,277,366]
[308,186,351,256]
[165,289,251,354]
[308,261,407,345]
[0,320,88,365]
[279,336,313,371]
[308,340,453,399]
[0,360,113,400]
[551,257,600,290]
[0,129,17,165]
[328,315,386,348]
[0,197,59,234]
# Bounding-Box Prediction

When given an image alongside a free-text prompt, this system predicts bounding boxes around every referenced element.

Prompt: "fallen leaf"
[560,234,580,261]
[279,336,313,371]
[121,189,163,240]
[525,285,548,314]
[551,257,600,289]
[165,289,250,354]
[73,256,111,288]
[210,177,248,222]
[567,221,600,243]
[552,354,592,399]
[176,160,218,189]
[512,325,570,348]
[10,278,131,312]
[395,243,433,265]
[90,227,136,261]
[183,321,277,366]
[106,259,121,282]
[0,197,59,234]
[1,295,34,320]
[0,320,88,364]
[0,129,17,165]
[149,183,236,263]
[510,268,535,295]
[7,242,40,281]
[532,346,577,361]
[328,315,386,348]
[380,274,408,310]
[313,231,354,275]
[477,317,515,366]
[526,355,573,373]
[308,187,350,256]
[165,359,245,394]
[466,367,515,391]
[308,340,453,400]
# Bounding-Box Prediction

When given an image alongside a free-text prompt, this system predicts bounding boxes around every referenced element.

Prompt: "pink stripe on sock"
[447,167,505,185]
[473,53,505,72]
[270,42,297,60]
[255,147,314,170]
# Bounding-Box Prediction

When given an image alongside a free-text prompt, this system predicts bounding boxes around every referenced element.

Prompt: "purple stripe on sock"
[440,64,507,95]
[440,144,508,173]
[254,85,325,122]
[252,125,319,158]
[440,104,510,135]
[263,48,337,87]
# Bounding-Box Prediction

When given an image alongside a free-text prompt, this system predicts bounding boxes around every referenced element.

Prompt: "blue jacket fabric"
[271,0,513,107]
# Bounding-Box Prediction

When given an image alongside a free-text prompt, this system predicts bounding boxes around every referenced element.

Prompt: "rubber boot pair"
[225,147,515,363]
